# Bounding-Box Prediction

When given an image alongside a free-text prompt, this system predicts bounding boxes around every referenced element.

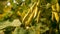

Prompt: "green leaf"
[0,19,21,29]
[13,27,26,34]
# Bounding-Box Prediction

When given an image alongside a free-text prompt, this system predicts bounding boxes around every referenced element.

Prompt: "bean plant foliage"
[0,0,59,34]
